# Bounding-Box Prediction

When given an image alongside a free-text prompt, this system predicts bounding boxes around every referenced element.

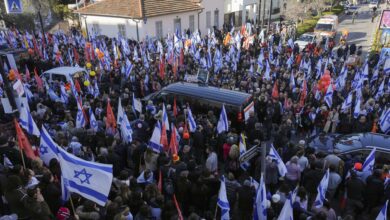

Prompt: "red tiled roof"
[75,0,202,19]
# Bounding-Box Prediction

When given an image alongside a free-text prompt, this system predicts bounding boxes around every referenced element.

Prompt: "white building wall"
[198,0,225,34]
[82,15,143,40]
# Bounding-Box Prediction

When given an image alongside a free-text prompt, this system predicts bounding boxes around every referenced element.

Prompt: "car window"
[334,133,364,152]
[298,35,314,42]
[52,74,67,83]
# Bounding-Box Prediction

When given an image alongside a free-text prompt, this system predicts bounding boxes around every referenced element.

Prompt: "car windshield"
[315,23,333,31]
[298,35,314,42]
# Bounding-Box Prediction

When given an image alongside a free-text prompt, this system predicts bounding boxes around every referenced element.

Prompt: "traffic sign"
[4,0,23,14]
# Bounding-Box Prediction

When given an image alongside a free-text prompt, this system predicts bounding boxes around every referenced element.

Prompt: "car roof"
[334,133,390,153]
[301,32,316,36]
[0,48,27,55]
[162,82,252,106]
[44,67,86,76]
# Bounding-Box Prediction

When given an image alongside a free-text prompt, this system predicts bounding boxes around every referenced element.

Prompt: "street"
[336,3,383,57]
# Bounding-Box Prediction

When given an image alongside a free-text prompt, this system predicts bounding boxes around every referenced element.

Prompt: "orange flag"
[160,123,169,151]
[106,99,117,134]
[169,124,178,156]
[14,119,36,160]
[272,81,279,99]
[159,57,165,79]
[34,68,44,92]
[173,194,184,220]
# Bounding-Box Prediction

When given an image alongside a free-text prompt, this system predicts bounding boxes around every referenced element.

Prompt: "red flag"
[159,57,165,79]
[179,48,184,66]
[173,194,184,220]
[74,79,82,93]
[157,170,162,193]
[85,45,90,63]
[106,99,117,134]
[299,79,307,107]
[173,97,177,117]
[73,47,79,64]
[90,44,95,61]
[160,123,168,151]
[14,119,36,160]
[272,81,279,99]
[25,66,30,82]
[34,68,44,92]
[173,58,178,78]
[169,124,178,156]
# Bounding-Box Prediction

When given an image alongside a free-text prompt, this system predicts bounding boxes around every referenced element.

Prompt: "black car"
[308,132,390,161]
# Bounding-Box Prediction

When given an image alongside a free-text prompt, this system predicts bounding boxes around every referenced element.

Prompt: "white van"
[42,66,87,88]
[314,15,339,38]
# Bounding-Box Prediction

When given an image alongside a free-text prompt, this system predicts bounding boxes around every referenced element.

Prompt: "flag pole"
[69,193,77,217]
[18,144,26,169]
[213,202,218,220]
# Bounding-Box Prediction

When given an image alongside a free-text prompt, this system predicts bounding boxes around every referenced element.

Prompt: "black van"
[143,82,254,125]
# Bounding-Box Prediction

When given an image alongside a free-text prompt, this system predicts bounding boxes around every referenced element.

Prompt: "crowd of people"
[0,18,389,220]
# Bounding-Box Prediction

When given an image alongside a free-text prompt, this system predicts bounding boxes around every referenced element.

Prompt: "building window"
[156,21,163,38]
[174,18,181,33]
[214,9,219,28]
[118,24,126,37]
[206,11,211,29]
[189,15,195,32]
[92,23,100,35]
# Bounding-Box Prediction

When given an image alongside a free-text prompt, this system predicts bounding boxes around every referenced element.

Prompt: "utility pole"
[37,3,46,45]
[0,58,17,114]
[267,0,273,33]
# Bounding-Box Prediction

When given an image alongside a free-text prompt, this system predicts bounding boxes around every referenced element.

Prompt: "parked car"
[42,66,87,88]
[143,82,254,125]
[308,133,390,163]
[294,32,321,50]
[345,6,359,15]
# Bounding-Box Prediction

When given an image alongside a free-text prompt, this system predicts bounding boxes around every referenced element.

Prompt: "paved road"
[336,3,383,58]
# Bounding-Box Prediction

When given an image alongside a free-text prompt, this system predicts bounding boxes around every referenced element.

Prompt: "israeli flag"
[269,144,287,177]
[341,92,353,113]
[254,174,267,220]
[132,93,142,113]
[217,104,229,134]
[264,60,271,81]
[217,176,230,220]
[58,147,113,206]
[118,105,133,144]
[277,195,294,220]
[93,81,100,98]
[187,106,197,132]
[324,84,333,108]
[376,200,388,220]
[39,126,60,166]
[48,88,61,102]
[19,103,40,137]
[384,58,390,74]
[3,154,14,169]
[137,171,154,184]
[76,102,87,128]
[60,84,69,104]
[149,122,163,153]
[239,134,250,171]
[314,169,330,208]
[89,109,98,132]
[354,98,361,119]
[288,38,294,48]
[362,148,376,173]
[125,58,133,78]
[379,108,390,134]
[375,80,385,100]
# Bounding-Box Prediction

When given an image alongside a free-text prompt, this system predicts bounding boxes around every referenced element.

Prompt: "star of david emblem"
[74,168,92,184]
[91,120,97,128]
[39,145,48,155]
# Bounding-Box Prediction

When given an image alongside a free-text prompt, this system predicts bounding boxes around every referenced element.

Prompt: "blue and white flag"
[354,97,361,119]
[76,102,87,128]
[137,170,154,184]
[362,148,376,173]
[379,108,390,134]
[217,176,230,220]
[371,67,379,84]
[376,80,385,100]
[132,93,142,113]
[60,84,69,104]
[58,147,113,206]
[162,103,170,131]
[48,88,61,102]
[19,102,40,137]
[384,58,390,74]
[149,122,163,153]
[89,109,98,132]
[324,83,333,108]
[217,104,229,134]
[118,104,133,144]
[277,195,294,220]
[314,169,330,208]
[269,144,287,177]
[39,126,60,166]
[254,174,267,220]
[288,38,294,48]
[187,106,197,132]
[3,154,14,169]
[125,58,133,79]
[376,200,388,220]
[341,92,353,113]
[93,81,100,98]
